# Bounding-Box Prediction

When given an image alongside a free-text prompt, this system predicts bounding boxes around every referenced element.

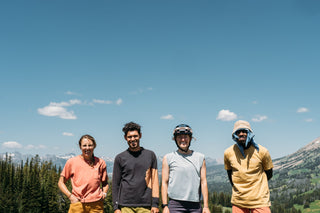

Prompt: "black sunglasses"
[235,129,248,135]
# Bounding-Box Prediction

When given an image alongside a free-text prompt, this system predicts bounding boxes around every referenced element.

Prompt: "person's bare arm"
[200,160,210,213]
[161,156,170,213]
[58,176,79,203]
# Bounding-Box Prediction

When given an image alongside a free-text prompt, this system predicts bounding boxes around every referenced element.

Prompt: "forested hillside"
[1,137,319,212]
[206,137,320,213]
[270,137,320,212]
[0,154,230,213]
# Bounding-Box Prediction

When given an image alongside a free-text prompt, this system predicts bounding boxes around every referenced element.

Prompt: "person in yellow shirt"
[224,120,273,213]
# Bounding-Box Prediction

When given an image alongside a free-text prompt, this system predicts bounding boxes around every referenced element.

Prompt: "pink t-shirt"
[61,155,108,203]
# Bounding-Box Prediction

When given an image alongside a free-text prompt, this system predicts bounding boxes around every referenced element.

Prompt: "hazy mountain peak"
[273,136,320,170]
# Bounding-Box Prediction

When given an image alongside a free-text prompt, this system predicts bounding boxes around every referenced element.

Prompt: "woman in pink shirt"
[58,134,109,213]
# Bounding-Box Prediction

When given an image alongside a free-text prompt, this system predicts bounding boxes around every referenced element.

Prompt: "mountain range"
[2,136,319,187]
[0,151,220,176]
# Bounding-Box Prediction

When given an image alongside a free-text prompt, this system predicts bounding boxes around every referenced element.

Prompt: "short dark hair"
[122,122,141,137]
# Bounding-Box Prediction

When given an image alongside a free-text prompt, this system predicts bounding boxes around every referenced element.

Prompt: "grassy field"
[294,200,320,212]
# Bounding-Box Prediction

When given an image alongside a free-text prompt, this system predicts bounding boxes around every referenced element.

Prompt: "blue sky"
[1,0,319,161]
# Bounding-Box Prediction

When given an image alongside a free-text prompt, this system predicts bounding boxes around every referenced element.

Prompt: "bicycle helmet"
[173,124,193,139]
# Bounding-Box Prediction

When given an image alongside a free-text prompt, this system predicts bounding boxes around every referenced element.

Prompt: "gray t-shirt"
[165,151,205,202]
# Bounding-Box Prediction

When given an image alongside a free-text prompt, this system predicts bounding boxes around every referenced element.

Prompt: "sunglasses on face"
[235,129,248,135]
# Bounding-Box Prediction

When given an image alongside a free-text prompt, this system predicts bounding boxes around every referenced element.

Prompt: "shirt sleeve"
[262,149,273,171]
[100,159,108,183]
[60,158,73,180]
[224,151,232,170]
[151,151,158,169]
[112,155,121,210]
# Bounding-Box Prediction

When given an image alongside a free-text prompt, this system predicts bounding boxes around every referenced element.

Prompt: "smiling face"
[176,134,191,152]
[125,130,141,151]
[236,129,248,145]
[80,138,95,160]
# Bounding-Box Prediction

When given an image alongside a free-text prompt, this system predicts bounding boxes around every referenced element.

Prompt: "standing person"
[224,120,273,213]
[112,122,159,213]
[58,134,109,213]
[161,124,210,213]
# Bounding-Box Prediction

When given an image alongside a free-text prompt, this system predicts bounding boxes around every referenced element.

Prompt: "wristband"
[162,204,168,208]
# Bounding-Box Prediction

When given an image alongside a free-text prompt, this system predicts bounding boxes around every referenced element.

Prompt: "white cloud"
[305,118,313,122]
[69,99,81,105]
[65,91,81,96]
[93,98,122,105]
[252,115,268,122]
[2,141,23,149]
[38,105,77,119]
[51,99,81,107]
[38,145,46,149]
[93,99,113,104]
[130,87,153,95]
[297,107,309,113]
[25,144,46,150]
[116,98,123,105]
[63,132,74,137]
[161,114,174,120]
[216,110,237,121]
[252,101,258,104]
[37,99,81,120]
[25,144,35,149]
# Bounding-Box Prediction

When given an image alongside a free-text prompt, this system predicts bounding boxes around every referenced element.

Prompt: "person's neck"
[177,149,192,155]
[81,154,94,166]
[129,147,142,152]
[238,141,252,149]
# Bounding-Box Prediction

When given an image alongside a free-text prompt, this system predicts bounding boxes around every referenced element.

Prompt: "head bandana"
[232,128,259,157]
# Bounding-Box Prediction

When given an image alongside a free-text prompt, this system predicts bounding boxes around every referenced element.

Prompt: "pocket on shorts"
[69,202,83,213]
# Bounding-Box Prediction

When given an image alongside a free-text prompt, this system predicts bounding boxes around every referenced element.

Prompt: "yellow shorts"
[68,200,104,213]
[121,207,151,213]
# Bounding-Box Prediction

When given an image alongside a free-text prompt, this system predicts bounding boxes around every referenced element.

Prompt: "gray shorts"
[168,199,202,213]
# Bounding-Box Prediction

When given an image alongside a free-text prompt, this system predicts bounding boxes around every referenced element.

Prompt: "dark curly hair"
[122,122,141,137]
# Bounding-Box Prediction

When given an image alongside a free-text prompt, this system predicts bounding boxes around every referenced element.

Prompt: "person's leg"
[251,207,271,213]
[68,202,85,213]
[85,200,104,213]
[121,207,136,213]
[185,202,201,213]
[169,199,202,213]
[121,207,151,213]
[232,205,250,213]
[135,207,152,213]
[169,199,188,213]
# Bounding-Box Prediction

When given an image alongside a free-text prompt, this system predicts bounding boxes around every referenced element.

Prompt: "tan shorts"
[68,200,104,213]
[232,205,271,213]
[121,207,151,213]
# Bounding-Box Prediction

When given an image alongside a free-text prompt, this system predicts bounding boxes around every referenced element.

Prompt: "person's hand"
[151,207,159,213]
[202,207,211,213]
[102,192,107,199]
[69,194,79,204]
[162,206,170,213]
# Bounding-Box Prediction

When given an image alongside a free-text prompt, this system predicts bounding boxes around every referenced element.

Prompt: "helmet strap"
[175,141,190,153]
